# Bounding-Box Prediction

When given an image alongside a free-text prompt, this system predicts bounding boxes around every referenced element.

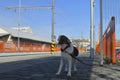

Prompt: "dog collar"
[61,44,70,52]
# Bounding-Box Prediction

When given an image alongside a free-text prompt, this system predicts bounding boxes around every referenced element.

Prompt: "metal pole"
[18,0,21,52]
[51,0,55,54]
[51,0,54,41]
[90,0,95,58]
[6,1,53,52]
[100,0,103,65]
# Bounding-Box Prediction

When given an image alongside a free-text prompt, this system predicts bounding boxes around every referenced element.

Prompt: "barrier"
[0,41,4,52]
[96,16,116,63]
[0,40,60,53]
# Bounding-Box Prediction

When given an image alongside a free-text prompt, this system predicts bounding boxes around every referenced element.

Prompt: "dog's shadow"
[55,70,79,80]
[53,55,97,80]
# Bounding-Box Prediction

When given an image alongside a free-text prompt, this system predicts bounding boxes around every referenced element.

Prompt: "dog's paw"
[74,68,77,72]
[64,70,67,72]
[67,73,71,77]
[56,72,60,75]
[64,69,67,72]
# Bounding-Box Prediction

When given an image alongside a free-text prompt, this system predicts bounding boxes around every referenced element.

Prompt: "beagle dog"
[56,35,78,77]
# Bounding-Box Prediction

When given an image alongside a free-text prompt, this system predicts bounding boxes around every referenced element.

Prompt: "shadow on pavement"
[0,53,97,80]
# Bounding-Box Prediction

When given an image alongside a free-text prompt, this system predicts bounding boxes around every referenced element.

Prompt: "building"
[0,26,59,52]
[72,39,90,47]
[116,40,120,49]
[72,39,90,52]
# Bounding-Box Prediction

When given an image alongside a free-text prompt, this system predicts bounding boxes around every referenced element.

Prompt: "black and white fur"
[56,35,78,77]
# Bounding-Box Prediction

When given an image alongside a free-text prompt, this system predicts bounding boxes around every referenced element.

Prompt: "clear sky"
[0,0,120,41]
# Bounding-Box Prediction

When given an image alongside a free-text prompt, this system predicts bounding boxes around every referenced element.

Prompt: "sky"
[0,0,120,41]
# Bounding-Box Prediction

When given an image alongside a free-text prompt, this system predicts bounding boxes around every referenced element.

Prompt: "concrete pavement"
[0,52,120,80]
[0,52,57,63]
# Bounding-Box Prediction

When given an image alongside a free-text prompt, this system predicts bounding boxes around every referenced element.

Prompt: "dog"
[56,35,78,77]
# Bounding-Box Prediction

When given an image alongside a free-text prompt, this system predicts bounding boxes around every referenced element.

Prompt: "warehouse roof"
[0,33,9,37]
[0,26,51,43]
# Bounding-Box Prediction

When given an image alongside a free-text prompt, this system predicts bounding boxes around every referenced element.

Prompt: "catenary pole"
[6,0,53,52]
[18,0,21,52]
[100,0,103,65]
[90,0,95,58]
[52,0,55,41]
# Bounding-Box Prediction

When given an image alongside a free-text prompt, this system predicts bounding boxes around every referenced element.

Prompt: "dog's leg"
[56,59,63,75]
[64,62,68,72]
[73,58,77,71]
[67,60,72,76]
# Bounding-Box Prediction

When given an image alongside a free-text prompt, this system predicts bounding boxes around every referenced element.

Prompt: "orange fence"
[96,16,116,63]
[78,47,86,52]
[0,41,60,53]
[0,40,87,53]
[0,41,4,52]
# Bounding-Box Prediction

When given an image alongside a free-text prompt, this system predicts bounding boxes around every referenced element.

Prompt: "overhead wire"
[113,0,115,17]
[102,0,120,29]
[114,0,116,21]
[104,0,107,27]
[118,0,120,23]
[110,0,112,18]
[108,0,110,21]
[111,0,113,18]
[116,0,119,23]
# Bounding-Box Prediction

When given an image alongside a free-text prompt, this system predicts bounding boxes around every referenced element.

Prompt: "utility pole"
[80,32,83,47]
[52,0,55,41]
[51,0,55,54]
[6,0,54,52]
[100,0,103,65]
[90,0,95,58]
[18,0,21,52]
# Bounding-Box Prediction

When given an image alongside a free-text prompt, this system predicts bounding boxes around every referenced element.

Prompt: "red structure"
[0,41,60,52]
[0,27,60,53]
[96,16,116,63]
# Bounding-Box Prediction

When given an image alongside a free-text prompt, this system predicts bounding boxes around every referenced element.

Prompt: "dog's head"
[58,35,71,45]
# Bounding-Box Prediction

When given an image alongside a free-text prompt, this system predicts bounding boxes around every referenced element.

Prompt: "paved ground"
[0,52,120,80]
[0,52,53,63]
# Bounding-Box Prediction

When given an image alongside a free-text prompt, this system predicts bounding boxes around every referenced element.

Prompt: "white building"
[72,39,90,48]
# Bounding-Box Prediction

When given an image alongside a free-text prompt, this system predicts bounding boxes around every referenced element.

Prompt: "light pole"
[51,0,55,41]
[18,0,21,52]
[51,0,55,54]
[6,0,53,52]
[90,0,95,58]
[100,0,103,65]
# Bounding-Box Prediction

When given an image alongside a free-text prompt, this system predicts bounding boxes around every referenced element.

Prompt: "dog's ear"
[58,35,63,44]
[67,39,71,44]
[57,35,71,45]
[57,36,60,42]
